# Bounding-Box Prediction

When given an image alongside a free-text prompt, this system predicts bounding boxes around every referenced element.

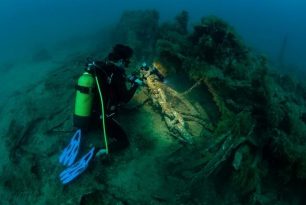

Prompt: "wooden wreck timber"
[143,70,213,144]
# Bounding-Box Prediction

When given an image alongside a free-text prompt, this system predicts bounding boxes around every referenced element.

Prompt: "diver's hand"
[127,74,137,83]
[128,75,143,86]
[134,78,143,86]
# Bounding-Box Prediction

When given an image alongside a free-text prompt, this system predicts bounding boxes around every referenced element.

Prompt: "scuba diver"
[58,44,141,184]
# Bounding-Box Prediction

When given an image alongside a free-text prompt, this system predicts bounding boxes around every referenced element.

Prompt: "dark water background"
[0,0,305,105]
[0,0,305,65]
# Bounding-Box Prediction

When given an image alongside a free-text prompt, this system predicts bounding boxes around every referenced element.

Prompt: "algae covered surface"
[1,10,306,205]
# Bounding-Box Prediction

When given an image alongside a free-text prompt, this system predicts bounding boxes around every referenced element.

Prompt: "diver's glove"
[128,74,143,86]
[134,78,143,86]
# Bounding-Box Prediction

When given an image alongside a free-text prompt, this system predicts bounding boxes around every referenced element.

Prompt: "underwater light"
[153,61,167,77]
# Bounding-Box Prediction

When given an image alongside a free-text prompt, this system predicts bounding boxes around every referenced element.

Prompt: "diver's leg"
[107,118,129,152]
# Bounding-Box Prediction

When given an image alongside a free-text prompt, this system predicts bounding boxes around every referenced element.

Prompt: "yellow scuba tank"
[73,71,95,129]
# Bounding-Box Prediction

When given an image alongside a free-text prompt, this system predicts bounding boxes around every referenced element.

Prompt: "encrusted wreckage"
[140,66,213,144]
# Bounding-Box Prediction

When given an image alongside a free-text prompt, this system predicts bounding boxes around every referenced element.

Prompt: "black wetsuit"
[90,60,138,151]
[93,60,138,114]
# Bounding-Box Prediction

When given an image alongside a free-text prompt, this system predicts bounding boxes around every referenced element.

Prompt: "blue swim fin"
[59,129,81,166]
[59,147,95,184]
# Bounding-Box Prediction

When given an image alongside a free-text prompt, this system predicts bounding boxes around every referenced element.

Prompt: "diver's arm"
[125,84,138,103]
[115,73,138,103]
[120,79,138,103]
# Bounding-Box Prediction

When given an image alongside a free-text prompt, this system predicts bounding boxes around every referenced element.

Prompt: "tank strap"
[75,85,94,94]
[94,61,114,85]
